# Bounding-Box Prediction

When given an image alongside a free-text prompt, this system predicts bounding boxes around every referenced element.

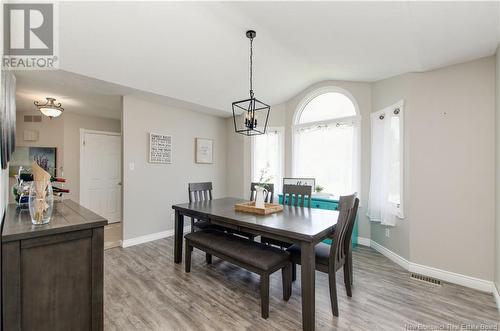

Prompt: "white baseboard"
[409,261,494,293]
[370,240,494,293]
[370,240,410,270]
[356,236,371,247]
[122,225,190,248]
[493,284,500,313]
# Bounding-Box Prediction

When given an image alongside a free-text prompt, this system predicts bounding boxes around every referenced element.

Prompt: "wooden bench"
[184,229,292,319]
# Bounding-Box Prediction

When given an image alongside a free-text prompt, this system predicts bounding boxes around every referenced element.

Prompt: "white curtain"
[294,120,359,195]
[252,128,284,194]
[367,100,405,226]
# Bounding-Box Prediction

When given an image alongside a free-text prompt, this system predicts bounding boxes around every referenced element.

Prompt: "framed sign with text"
[149,133,172,164]
[283,177,315,188]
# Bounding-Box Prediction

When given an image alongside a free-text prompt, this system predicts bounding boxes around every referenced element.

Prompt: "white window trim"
[291,86,362,197]
[250,126,285,190]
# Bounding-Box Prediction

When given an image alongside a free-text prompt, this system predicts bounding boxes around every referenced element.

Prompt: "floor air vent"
[410,273,442,285]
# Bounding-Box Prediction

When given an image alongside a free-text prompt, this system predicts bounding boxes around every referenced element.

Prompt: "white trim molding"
[409,262,494,293]
[493,284,500,313]
[357,237,371,247]
[370,240,495,293]
[122,225,190,248]
[370,240,410,270]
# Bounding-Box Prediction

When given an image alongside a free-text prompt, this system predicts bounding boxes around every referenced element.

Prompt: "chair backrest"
[282,184,312,207]
[329,194,359,272]
[188,182,213,203]
[250,182,274,203]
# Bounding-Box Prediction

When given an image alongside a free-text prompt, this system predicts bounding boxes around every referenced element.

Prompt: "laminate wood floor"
[104,237,499,330]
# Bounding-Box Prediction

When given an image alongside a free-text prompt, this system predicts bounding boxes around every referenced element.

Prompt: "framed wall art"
[195,138,213,164]
[149,133,172,164]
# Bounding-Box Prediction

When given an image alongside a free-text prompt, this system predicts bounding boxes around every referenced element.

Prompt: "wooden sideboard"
[1,200,107,331]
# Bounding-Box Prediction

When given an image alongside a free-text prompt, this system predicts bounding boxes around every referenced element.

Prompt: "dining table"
[172,197,339,331]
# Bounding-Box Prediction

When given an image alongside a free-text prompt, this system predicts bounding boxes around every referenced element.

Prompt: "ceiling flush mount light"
[34,97,64,118]
[232,30,270,136]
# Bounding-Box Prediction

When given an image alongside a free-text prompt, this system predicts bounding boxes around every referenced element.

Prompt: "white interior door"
[80,130,122,223]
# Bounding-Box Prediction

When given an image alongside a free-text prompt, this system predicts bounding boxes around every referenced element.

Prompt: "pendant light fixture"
[232,30,270,136]
[34,97,64,118]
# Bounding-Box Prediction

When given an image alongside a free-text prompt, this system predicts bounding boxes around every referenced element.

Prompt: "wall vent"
[410,273,442,285]
[24,115,42,123]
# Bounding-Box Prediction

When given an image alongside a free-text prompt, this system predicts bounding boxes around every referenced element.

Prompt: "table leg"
[174,210,184,264]
[301,241,316,331]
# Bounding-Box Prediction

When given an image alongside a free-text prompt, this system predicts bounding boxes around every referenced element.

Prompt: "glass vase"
[28,180,54,225]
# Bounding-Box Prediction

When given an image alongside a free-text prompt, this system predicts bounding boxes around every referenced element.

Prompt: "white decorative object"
[149,133,172,164]
[254,186,268,208]
[195,138,213,164]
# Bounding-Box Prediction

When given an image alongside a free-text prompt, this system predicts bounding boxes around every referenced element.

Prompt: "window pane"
[252,130,283,194]
[298,92,356,124]
[295,125,355,195]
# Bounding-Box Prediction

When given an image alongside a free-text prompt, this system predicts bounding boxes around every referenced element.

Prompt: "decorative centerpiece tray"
[234,201,283,215]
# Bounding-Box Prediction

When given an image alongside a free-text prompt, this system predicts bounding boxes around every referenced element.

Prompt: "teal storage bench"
[278,194,358,247]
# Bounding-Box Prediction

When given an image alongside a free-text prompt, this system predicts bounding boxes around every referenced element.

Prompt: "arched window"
[293,88,360,196]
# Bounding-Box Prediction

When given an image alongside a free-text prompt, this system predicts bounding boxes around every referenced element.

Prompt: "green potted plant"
[315,185,324,194]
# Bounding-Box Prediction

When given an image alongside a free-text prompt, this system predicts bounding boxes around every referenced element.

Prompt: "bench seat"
[185,229,289,270]
[184,229,292,319]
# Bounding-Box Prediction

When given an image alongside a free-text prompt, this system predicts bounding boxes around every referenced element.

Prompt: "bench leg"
[292,262,297,282]
[260,273,269,319]
[282,263,292,301]
[185,242,193,273]
[205,253,212,264]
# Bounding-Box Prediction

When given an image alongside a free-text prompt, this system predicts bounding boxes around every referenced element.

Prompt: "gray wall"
[372,57,495,281]
[122,96,227,240]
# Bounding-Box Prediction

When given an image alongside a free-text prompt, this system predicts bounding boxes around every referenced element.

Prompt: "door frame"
[79,129,122,216]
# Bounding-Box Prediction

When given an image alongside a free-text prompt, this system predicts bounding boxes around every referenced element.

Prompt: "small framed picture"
[195,138,213,164]
[283,177,315,188]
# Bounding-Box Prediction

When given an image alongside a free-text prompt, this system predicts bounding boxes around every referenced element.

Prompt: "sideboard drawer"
[312,200,338,210]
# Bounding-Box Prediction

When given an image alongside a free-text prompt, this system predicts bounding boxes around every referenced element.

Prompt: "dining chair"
[283,184,312,207]
[287,194,359,317]
[188,182,214,232]
[250,182,274,203]
[261,184,313,249]
[188,182,227,263]
[189,182,256,244]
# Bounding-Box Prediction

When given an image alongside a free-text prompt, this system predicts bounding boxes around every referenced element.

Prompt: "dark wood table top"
[173,197,339,242]
[2,200,108,243]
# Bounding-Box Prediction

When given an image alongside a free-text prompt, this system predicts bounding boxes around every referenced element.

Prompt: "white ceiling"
[17,1,500,117]
[15,70,123,119]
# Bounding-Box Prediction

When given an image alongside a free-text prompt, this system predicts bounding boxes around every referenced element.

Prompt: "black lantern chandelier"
[232,30,270,136]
